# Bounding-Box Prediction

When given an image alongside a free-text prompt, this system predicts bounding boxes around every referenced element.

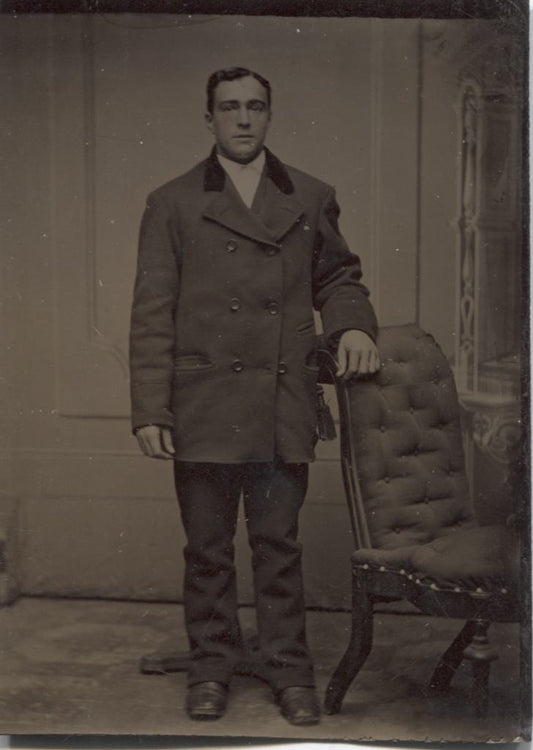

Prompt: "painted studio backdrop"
[1,14,524,607]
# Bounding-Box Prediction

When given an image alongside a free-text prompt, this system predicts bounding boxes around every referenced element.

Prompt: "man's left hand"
[336,330,380,380]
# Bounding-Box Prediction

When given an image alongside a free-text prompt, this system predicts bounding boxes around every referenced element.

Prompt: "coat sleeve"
[312,186,378,343]
[129,191,179,433]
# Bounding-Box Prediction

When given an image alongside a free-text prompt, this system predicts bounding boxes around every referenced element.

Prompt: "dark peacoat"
[129,147,377,463]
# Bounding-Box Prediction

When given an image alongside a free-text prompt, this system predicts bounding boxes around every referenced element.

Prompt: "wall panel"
[3,14,421,606]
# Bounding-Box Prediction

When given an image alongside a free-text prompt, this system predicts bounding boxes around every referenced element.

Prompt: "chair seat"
[352,524,519,595]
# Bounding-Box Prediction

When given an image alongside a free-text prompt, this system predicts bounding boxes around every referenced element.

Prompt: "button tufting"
[380,425,386,432]
[394,527,401,534]
[384,476,390,484]
[226,239,238,252]
[231,360,244,372]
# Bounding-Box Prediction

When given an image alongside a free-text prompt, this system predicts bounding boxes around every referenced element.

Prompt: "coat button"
[226,239,238,252]
[230,298,241,312]
[277,362,288,374]
[267,301,279,315]
[231,360,244,372]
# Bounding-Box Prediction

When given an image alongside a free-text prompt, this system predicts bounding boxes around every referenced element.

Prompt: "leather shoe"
[186,681,228,721]
[278,686,321,726]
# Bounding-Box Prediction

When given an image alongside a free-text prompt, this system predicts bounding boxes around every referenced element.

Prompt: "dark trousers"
[173,459,315,691]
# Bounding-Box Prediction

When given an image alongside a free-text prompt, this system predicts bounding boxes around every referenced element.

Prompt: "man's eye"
[220,102,238,111]
[249,102,266,111]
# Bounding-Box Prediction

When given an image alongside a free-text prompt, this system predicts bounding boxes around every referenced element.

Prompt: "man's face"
[205,76,271,164]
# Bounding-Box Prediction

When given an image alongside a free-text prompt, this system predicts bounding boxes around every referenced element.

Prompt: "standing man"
[130,67,379,726]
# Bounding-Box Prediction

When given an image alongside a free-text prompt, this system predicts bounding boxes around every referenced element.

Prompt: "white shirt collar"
[216,150,266,208]
[217,149,265,176]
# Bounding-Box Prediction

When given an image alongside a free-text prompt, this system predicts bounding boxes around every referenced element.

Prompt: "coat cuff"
[130,382,174,434]
[322,298,378,347]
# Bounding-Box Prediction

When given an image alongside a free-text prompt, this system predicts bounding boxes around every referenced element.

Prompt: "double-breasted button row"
[231,360,288,374]
[228,298,280,313]
[225,239,280,256]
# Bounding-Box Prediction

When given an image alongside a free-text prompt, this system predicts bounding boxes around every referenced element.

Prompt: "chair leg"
[463,618,498,718]
[324,588,373,715]
[429,620,477,692]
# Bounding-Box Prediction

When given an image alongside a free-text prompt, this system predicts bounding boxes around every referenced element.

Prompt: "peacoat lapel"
[202,147,304,246]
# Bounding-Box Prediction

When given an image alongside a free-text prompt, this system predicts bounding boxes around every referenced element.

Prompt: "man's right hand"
[135,425,175,460]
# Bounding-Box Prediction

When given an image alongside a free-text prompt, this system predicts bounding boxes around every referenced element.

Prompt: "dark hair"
[206,67,271,114]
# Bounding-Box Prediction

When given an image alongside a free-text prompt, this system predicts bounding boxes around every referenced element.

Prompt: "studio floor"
[0,597,526,744]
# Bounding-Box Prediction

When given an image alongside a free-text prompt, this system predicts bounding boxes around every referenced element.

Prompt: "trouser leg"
[243,460,315,691]
[173,461,244,687]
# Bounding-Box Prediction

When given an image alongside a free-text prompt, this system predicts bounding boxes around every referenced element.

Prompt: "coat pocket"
[296,320,316,336]
[173,354,214,372]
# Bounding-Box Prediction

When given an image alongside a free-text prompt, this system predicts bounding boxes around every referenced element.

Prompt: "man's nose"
[236,105,251,126]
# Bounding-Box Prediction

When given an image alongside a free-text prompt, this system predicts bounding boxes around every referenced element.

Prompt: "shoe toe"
[278,686,321,726]
[187,681,228,721]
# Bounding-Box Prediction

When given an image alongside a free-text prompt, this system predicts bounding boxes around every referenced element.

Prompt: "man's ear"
[205,112,214,133]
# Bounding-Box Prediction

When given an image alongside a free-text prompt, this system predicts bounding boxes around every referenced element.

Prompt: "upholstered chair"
[318,324,523,718]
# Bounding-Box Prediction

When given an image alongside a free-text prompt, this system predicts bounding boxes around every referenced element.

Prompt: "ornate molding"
[458,35,522,96]
[460,393,521,466]
[453,30,521,398]
[455,82,480,393]
[423,21,522,96]
[472,409,521,465]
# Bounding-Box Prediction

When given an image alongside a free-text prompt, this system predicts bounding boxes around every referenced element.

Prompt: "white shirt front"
[217,150,266,209]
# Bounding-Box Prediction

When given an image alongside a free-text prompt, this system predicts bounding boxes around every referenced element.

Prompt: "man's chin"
[226,146,262,164]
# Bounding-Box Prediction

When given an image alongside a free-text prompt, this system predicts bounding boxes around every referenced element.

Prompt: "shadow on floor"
[0,597,526,743]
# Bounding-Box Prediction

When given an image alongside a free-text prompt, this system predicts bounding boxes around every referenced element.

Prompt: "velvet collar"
[203,146,295,195]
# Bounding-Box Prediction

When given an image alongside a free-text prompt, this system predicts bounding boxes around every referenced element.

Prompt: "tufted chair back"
[321,325,522,720]
[341,324,475,551]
